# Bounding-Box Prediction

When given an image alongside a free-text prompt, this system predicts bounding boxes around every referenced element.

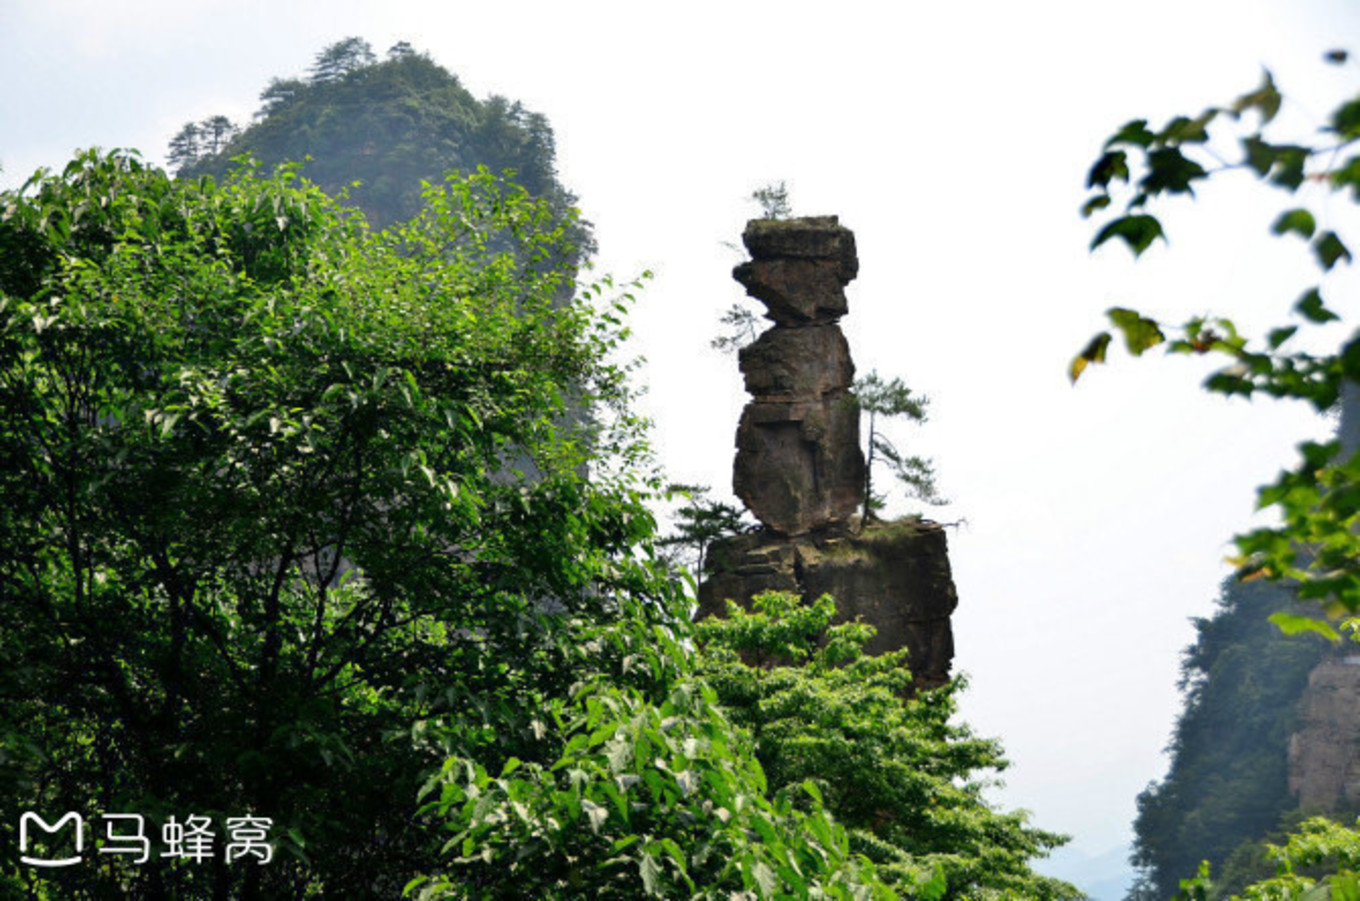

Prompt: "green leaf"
[1333,98,1360,140]
[1107,308,1165,356]
[1069,332,1112,383]
[1141,147,1208,195]
[1295,288,1339,323]
[1326,49,1349,65]
[1160,109,1217,145]
[1271,208,1316,240]
[639,851,661,895]
[1314,231,1352,271]
[1231,70,1282,124]
[1269,611,1340,642]
[1081,194,1112,218]
[1087,150,1130,189]
[920,866,950,901]
[1242,137,1309,189]
[1091,215,1165,257]
[1267,326,1298,349]
[581,799,609,834]
[752,860,777,896]
[1105,119,1156,149]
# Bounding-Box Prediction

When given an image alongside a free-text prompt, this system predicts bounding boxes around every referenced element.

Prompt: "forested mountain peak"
[168,37,585,241]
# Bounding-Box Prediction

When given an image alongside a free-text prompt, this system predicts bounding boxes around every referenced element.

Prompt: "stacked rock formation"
[732,216,866,536]
[697,216,958,689]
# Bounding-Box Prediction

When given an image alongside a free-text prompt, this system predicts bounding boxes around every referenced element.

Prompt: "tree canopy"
[0,148,653,897]
[696,591,1076,900]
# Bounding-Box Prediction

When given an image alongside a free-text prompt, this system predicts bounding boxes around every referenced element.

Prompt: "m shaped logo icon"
[19,812,84,867]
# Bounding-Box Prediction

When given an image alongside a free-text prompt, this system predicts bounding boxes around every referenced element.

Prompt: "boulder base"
[696,519,958,689]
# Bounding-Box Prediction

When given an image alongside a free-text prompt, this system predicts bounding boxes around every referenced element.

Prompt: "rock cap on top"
[741,216,858,283]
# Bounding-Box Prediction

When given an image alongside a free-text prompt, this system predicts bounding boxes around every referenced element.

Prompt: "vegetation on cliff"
[1125,578,1327,898]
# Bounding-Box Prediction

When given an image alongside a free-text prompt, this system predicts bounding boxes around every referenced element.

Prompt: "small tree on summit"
[166,121,201,172]
[165,116,238,174]
[308,36,376,84]
[751,179,792,220]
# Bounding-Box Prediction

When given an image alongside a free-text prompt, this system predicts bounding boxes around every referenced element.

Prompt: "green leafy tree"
[856,369,943,520]
[1071,47,1360,901]
[166,120,202,171]
[408,612,898,899]
[0,149,661,898]
[198,114,239,156]
[695,591,1078,900]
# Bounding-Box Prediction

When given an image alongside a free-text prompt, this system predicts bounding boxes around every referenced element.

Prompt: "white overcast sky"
[4,0,1360,870]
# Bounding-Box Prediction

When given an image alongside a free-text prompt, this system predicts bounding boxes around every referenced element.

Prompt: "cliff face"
[1289,657,1360,811]
[696,216,957,689]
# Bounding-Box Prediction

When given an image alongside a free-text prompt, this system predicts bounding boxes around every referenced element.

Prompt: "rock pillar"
[697,216,957,689]
[731,217,865,536]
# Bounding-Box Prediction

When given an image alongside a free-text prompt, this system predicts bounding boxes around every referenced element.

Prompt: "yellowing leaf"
[1069,332,1112,383]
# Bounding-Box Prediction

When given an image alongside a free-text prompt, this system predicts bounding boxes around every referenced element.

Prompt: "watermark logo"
[19,812,83,867]
[17,812,274,868]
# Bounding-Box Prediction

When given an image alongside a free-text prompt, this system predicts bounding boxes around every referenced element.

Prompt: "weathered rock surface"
[739,326,853,400]
[733,259,849,324]
[1289,657,1360,811]
[740,217,858,282]
[697,520,957,689]
[731,216,864,534]
[733,397,864,536]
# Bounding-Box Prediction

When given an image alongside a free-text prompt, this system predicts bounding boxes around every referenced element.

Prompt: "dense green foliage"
[408,609,896,899]
[173,38,584,241]
[0,149,654,897]
[1126,579,1328,899]
[0,46,1080,896]
[696,591,1077,900]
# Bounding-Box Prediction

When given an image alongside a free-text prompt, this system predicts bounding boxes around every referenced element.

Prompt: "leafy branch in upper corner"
[857,369,944,521]
[1072,50,1360,615]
